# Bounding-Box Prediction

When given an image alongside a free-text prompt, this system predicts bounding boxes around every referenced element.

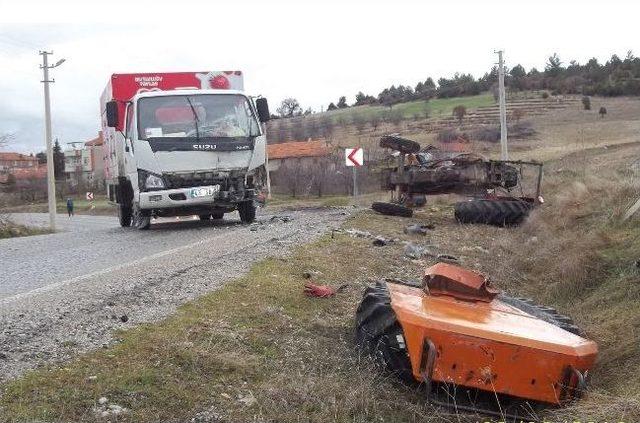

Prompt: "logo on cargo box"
[195,71,240,90]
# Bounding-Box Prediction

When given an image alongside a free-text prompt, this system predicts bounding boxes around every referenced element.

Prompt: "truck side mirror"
[256,98,270,123]
[105,100,119,128]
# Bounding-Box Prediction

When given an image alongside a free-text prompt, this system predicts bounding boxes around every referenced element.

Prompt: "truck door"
[124,103,138,179]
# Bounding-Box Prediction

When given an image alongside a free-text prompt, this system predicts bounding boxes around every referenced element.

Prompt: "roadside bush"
[599,106,607,118]
[352,115,367,133]
[471,126,501,142]
[470,121,535,142]
[510,121,536,138]
[582,96,591,110]
[437,128,469,143]
[452,105,467,124]
[389,110,404,128]
[541,91,549,99]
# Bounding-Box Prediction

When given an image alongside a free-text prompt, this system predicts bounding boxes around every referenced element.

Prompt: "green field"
[319,93,495,122]
[0,197,113,215]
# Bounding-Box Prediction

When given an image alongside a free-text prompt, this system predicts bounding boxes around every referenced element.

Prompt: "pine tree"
[53,139,65,180]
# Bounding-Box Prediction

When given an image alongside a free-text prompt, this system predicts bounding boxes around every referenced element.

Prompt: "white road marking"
[0,232,229,305]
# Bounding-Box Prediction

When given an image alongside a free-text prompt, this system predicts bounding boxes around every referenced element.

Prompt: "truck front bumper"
[139,185,253,210]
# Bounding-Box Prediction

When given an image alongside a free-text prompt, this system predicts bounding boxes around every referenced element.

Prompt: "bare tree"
[370,115,381,133]
[319,116,335,143]
[276,98,303,118]
[453,105,467,125]
[599,107,607,118]
[275,160,309,197]
[353,115,367,134]
[511,109,525,123]
[0,133,14,149]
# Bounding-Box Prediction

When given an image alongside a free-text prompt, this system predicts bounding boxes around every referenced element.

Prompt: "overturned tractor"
[374,135,543,225]
[355,263,597,418]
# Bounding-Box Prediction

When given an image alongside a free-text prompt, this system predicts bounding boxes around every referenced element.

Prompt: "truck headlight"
[145,174,165,189]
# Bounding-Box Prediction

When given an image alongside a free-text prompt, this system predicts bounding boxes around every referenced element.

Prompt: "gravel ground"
[0,207,349,381]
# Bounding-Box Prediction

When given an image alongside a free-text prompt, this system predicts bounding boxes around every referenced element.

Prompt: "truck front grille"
[164,172,225,189]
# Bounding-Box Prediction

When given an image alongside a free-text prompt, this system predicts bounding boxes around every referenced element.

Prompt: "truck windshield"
[137,94,260,140]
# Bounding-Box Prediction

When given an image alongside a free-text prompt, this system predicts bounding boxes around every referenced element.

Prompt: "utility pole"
[39,51,65,231]
[495,50,508,160]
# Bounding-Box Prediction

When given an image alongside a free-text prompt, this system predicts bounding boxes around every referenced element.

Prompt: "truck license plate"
[190,186,220,198]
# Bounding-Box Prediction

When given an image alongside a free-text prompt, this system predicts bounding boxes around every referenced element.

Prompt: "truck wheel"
[211,211,224,220]
[454,199,533,226]
[118,205,132,227]
[238,201,256,223]
[198,215,212,220]
[499,295,584,336]
[133,203,151,230]
[371,201,413,218]
[355,281,415,384]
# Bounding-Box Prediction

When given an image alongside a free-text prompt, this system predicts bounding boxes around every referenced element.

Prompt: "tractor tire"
[118,205,132,227]
[454,199,533,226]
[379,135,421,154]
[499,295,584,336]
[355,281,415,384]
[371,202,414,218]
[238,201,256,223]
[198,214,212,220]
[211,211,224,220]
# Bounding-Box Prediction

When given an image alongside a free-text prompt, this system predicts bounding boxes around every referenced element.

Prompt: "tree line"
[273,51,640,117]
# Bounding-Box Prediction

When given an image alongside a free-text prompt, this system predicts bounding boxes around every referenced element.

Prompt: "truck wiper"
[186,97,200,140]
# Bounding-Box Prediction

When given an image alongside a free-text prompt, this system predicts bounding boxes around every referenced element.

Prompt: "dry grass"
[0,218,470,423]
[488,143,640,420]
[0,214,52,239]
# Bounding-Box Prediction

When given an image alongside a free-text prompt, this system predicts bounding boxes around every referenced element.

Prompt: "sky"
[0,0,638,154]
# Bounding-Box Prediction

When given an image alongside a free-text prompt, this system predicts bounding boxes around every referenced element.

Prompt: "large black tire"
[355,281,415,384]
[371,202,414,218]
[238,201,256,223]
[198,214,212,220]
[454,199,533,226]
[380,135,421,154]
[118,205,132,227]
[211,211,224,220]
[499,295,584,336]
[133,203,151,230]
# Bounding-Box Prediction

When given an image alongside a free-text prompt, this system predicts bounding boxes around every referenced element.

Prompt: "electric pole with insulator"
[495,50,508,160]
[39,51,65,231]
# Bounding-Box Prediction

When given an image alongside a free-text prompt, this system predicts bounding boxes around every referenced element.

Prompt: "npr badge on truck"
[100,71,270,230]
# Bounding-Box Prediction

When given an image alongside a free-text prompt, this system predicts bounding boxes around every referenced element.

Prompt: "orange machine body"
[388,264,598,404]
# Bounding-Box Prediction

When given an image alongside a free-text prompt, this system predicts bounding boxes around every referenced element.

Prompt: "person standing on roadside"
[66,197,74,217]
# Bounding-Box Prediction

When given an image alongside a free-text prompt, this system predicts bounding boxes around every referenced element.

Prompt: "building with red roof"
[267,140,332,172]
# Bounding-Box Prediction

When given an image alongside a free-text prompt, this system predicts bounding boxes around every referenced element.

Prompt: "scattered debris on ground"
[404,224,435,235]
[303,282,337,297]
[372,236,392,246]
[92,396,129,419]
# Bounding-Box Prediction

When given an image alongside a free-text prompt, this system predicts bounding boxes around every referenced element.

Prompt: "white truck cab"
[100,72,270,229]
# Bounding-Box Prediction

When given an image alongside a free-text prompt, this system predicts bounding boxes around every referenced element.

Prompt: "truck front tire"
[133,203,151,230]
[238,201,256,223]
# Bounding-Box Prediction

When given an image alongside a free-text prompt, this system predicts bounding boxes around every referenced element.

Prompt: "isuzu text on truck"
[101,71,270,229]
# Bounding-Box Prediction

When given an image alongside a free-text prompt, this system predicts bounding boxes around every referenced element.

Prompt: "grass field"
[0,198,114,216]
[0,219,52,239]
[317,93,495,122]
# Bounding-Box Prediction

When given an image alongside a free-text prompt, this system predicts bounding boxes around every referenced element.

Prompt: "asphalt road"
[2,212,264,299]
[0,208,348,380]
